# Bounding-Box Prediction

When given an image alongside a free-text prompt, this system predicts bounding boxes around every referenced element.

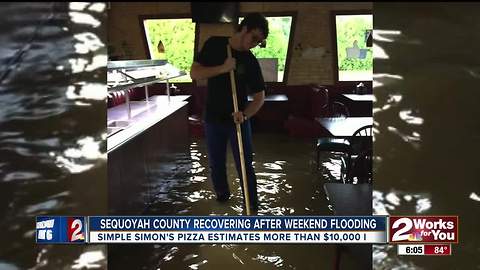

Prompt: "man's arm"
[190,57,236,80]
[232,90,265,124]
[244,90,265,118]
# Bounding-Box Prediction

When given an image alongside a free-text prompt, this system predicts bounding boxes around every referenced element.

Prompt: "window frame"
[331,10,373,88]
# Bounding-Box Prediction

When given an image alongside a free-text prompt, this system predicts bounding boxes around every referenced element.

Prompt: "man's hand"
[222,56,236,73]
[232,111,247,124]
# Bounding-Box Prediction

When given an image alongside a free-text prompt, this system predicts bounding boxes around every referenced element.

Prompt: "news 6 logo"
[36,216,86,243]
[389,216,458,243]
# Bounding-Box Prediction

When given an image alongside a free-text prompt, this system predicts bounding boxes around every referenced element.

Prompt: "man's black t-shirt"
[195,36,265,124]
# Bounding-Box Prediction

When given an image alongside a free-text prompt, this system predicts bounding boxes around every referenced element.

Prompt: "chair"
[341,125,373,183]
[315,89,351,170]
[329,101,350,118]
[343,147,372,184]
[284,86,349,138]
[352,124,373,137]
[316,124,373,181]
[315,87,350,118]
[316,138,350,171]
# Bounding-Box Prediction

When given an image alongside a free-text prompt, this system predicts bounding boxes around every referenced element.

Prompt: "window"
[142,18,195,83]
[334,13,373,82]
[239,15,294,83]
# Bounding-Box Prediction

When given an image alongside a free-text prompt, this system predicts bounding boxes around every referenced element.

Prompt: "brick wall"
[108,2,372,85]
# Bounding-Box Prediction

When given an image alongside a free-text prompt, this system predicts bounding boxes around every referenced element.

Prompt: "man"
[190,13,268,212]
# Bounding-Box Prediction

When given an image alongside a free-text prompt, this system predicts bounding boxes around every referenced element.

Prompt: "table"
[247,94,288,102]
[337,94,373,117]
[323,183,372,215]
[315,117,373,137]
[341,94,375,102]
[324,182,372,269]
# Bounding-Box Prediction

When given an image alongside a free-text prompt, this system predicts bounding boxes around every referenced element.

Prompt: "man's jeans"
[205,120,258,209]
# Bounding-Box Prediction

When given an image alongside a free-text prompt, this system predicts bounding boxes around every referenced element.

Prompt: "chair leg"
[316,148,320,171]
[340,157,346,183]
[345,153,352,183]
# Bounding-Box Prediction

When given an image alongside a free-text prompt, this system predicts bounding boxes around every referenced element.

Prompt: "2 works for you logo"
[389,216,458,244]
[67,217,86,242]
[36,216,86,243]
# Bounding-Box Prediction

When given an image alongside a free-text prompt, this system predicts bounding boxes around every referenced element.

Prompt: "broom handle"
[227,44,252,215]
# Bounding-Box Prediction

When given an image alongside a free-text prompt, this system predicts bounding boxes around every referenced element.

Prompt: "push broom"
[227,44,252,215]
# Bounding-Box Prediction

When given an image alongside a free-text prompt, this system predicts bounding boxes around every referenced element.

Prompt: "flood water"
[1,2,480,270]
[108,133,359,269]
[0,2,108,269]
[372,3,480,269]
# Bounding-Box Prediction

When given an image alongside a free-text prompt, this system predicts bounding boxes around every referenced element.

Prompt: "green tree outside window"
[335,14,373,81]
[243,16,293,82]
[144,18,195,82]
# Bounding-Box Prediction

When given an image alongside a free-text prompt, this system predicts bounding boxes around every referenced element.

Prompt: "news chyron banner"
[389,216,458,256]
[88,216,386,244]
[35,215,458,254]
[36,216,386,244]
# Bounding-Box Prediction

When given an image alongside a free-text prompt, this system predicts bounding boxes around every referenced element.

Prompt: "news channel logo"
[389,216,458,244]
[36,216,87,244]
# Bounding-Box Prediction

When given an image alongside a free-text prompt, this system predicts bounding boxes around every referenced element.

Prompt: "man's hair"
[237,13,269,38]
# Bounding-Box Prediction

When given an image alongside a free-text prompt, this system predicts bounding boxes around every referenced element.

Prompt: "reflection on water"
[143,134,326,218]
[0,2,107,269]
[374,3,480,269]
[470,192,480,202]
[71,249,105,269]
[373,190,432,216]
[109,133,342,269]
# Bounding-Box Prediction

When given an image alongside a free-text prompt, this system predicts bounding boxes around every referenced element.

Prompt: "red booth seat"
[283,85,332,138]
